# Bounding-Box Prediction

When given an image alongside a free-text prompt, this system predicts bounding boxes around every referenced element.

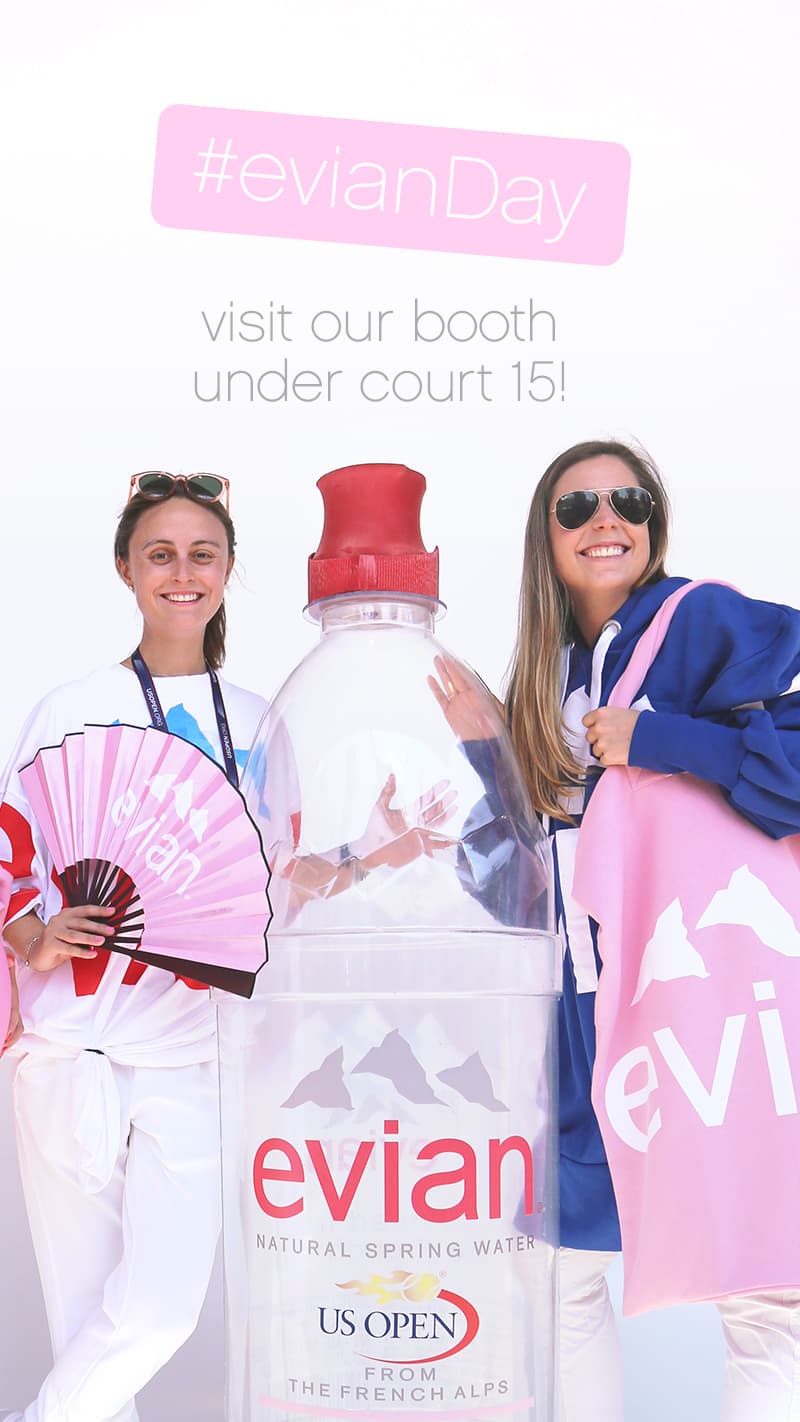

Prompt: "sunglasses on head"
[128,472,230,510]
[551,485,654,531]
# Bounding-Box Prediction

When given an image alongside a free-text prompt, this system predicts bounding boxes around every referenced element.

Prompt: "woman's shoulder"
[649,578,800,708]
[14,664,129,728]
[667,579,800,650]
[1,666,133,791]
[216,676,269,738]
[216,676,268,716]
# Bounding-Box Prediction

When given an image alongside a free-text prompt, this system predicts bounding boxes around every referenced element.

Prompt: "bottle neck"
[314,594,438,635]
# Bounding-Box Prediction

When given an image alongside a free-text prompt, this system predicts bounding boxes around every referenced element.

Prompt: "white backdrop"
[1,1,796,1416]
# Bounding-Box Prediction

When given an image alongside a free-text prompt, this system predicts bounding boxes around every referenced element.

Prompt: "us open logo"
[319,1270,480,1365]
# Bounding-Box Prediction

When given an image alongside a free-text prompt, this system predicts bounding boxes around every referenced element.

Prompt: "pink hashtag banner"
[152,106,630,266]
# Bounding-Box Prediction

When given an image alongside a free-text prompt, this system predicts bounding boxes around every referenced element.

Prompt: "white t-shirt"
[0,664,267,1064]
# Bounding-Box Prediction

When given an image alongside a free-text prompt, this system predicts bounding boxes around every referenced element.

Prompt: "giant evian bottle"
[218,464,561,1422]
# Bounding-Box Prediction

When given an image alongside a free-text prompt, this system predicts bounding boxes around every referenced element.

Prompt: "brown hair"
[114,491,236,669]
[506,440,670,818]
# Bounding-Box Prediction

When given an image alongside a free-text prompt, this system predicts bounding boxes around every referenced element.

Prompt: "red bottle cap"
[307,463,440,604]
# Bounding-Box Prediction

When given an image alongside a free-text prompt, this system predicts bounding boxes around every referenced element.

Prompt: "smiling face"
[116,498,234,663]
[549,454,652,643]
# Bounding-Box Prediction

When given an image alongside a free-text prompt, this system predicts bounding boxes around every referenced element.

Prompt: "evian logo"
[319,1270,480,1365]
[253,1027,532,1224]
[604,864,800,1152]
[252,1117,534,1224]
[109,774,208,894]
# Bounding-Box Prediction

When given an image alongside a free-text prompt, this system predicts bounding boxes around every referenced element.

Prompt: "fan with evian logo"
[20,723,271,997]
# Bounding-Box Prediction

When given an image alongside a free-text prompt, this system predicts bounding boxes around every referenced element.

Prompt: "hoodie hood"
[571,575,690,702]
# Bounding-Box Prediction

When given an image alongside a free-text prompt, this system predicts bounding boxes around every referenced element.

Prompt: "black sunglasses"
[551,485,654,531]
[128,472,230,510]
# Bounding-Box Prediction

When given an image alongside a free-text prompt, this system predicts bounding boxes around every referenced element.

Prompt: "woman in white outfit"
[0,473,268,1422]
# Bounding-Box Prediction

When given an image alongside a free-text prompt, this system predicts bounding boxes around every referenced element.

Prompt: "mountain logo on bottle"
[282,1030,508,1112]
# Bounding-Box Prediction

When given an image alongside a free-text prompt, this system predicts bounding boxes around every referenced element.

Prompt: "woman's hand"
[277,775,459,905]
[3,957,23,1054]
[355,773,458,870]
[428,655,506,741]
[582,707,640,767]
[25,906,115,973]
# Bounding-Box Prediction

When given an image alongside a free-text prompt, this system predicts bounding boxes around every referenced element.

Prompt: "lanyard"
[130,647,239,789]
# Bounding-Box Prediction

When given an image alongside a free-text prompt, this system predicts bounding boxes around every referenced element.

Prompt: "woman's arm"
[3,906,113,973]
[598,584,800,838]
[270,774,457,909]
[3,953,22,1052]
[627,696,800,837]
[1,693,117,972]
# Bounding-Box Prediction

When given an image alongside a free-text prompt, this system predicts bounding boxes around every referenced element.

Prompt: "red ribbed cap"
[307,463,439,604]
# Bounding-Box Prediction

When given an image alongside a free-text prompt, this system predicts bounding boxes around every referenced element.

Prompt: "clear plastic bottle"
[218,464,561,1422]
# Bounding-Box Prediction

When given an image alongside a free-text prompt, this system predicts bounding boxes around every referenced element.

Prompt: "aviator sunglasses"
[128,471,230,510]
[551,485,654,531]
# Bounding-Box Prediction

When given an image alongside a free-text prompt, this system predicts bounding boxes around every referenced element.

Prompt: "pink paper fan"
[20,724,271,997]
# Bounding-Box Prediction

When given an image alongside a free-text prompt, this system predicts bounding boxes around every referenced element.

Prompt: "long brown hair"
[506,440,670,818]
[114,490,236,669]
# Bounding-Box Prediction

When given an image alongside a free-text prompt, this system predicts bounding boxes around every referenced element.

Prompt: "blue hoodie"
[555,576,800,1249]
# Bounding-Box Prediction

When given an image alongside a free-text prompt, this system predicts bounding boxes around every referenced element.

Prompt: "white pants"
[559,1249,800,1422]
[11,1052,221,1422]
[717,1291,800,1422]
[559,1247,624,1422]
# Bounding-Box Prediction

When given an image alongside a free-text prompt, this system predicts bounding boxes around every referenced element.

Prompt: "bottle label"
[220,983,557,1420]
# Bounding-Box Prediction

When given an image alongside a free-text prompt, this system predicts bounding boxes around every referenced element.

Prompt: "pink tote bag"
[574,582,800,1314]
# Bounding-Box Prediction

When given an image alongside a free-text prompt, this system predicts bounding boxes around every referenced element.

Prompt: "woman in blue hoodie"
[505,439,800,1422]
